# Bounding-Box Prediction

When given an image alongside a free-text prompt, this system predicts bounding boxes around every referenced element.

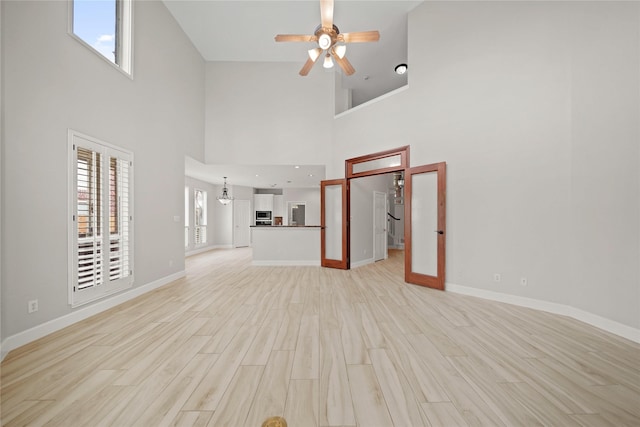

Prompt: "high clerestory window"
[70,0,133,75]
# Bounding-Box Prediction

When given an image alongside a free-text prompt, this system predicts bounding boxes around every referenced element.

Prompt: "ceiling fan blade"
[275,34,318,43]
[320,0,334,29]
[338,31,380,43]
[333,52,355,76]
[299,57,317,76]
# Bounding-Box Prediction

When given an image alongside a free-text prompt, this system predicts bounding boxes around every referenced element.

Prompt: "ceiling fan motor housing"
[315,24,339,50]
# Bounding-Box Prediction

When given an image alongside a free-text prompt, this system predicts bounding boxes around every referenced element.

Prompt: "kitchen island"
[251,225,321,266]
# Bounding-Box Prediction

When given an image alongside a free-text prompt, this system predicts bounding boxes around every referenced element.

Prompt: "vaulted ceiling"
[166,0,423,188]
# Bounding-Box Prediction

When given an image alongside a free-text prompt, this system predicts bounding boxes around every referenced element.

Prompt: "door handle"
[435,230,444,235]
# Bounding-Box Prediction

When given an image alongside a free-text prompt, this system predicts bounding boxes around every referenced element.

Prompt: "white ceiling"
[167,0,422,189]
[186,157,327,189]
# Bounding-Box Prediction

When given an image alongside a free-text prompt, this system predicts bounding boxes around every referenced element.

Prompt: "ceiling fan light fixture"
[395,63,408,75]
[334,44,347,59]
[318,33,332,50]
[308,47,322,62]
[323,53,334,69]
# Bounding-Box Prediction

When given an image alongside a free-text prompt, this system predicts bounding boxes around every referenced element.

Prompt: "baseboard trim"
[446,283,640,344]
[185,245,233,257]
[251,260,320,266]
[351,258,375,269]
[0,270,186,361]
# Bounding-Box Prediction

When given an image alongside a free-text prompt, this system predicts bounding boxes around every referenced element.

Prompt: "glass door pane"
[321,179,348,269]
[411,172,438,276]
[405,162,446,289]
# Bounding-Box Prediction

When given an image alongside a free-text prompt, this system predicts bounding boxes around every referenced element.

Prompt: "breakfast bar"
[251,225,321,266]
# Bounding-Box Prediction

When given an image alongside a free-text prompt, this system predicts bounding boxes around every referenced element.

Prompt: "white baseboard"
[0,270,186,361]
[446,282,640,344]
[251,260,320,266]
[185,245,233,257]
[351,257,375,269]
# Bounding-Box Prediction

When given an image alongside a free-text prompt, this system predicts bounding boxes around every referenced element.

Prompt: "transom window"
[70,0,133,75]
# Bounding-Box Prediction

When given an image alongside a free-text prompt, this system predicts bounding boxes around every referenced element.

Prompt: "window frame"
[194,188,207,246]
[68,129,134,307]
[185,186,190,248]
[67,0,134,78]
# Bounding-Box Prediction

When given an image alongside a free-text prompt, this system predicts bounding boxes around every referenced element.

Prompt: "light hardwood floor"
[2,248,639,426]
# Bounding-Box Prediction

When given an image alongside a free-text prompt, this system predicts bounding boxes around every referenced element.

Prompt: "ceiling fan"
[274,0,380,76]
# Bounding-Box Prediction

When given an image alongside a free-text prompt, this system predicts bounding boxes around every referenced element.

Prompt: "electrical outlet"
[28,299,39,313]
[520,277,528,286]
[494,273,501,282]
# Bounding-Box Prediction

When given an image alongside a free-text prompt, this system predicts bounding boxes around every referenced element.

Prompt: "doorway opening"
[288,202,306,226]
[348,173,404,269]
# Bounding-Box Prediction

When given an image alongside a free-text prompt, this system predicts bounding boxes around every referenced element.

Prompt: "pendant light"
[217,177,233,205]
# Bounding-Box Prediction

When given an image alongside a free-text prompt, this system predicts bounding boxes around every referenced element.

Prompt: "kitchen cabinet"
[273,195,284,217]
[254,194,274,212]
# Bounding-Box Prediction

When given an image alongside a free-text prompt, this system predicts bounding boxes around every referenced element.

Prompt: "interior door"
[373,191,387,261]
[321,179,348,269]
[404,162,446,290]
[233,199,251,248]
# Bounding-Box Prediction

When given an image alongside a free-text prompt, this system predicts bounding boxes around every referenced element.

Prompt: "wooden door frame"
[320,178,349,269]
[344,145,408,269]
[339,145,446,291]
[346,146,410,179]
[404,162,447,290]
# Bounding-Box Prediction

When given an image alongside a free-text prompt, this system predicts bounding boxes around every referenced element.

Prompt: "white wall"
[350,175,389,265]
[0,0,4,351]
[204,62,334,167]
[209,183,253,248]
[567,2,640,329]
[333,1,640,331]
[2,0,204,342]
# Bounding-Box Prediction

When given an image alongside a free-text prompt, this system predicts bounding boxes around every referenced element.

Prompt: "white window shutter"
[69,130,134,306]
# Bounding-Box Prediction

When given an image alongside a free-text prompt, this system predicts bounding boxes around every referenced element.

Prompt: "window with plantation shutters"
[69,130,133,307]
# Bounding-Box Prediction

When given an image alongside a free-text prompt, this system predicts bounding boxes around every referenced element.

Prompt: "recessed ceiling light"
[308,174,314,177]
[294,165,300,169]
[395,63,408,75]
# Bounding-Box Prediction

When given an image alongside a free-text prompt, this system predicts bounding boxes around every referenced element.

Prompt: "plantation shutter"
[70,131,133,306]
[108,155,131,281]
[76,147,104,290]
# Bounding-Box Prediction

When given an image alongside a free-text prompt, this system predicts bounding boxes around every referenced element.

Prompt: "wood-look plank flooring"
[2,248,639,426]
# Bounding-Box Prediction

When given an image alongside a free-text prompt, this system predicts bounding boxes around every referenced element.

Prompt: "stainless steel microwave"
[256,211,272,220]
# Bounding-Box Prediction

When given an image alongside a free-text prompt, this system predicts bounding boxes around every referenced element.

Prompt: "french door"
[405,162,446,290]
[320,179,349,269]
[319,146,447,290]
